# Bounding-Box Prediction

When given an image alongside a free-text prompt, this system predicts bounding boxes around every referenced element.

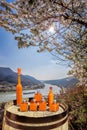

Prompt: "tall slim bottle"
[16,68,22,106]
[48,87,54,106]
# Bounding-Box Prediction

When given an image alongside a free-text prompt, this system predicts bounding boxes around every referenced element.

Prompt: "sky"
[0,27,70,80]
[0,0,70,80]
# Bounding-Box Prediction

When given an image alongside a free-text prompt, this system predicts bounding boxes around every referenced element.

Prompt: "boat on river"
[23,91,35,95]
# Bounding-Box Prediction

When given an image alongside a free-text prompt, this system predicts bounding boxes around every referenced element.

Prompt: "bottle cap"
[23,100,26,103]
[54,100,56,103]
[42,97,45,102]
[50,87,52,89]
[37,90,40,93]
[33,99,36,102]
[18,68,21,75]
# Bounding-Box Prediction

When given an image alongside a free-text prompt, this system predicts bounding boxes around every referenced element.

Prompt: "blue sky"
[0,27,69,80]
[0,0,70,80]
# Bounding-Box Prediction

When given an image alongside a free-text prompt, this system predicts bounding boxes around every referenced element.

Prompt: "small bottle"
[20,100,28,112]
[48,87,54,106]
[39,97,46,111]
[16,68,22,106]
[34,91,42,102]
[30,99,37,111]
[49,100,59,112]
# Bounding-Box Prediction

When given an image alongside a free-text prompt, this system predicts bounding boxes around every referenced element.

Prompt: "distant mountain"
[25,75,42,85]
[0,67,44,90]
[44,77,79,88]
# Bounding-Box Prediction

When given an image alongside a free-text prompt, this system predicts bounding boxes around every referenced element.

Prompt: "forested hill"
[0,67,44,89]
[44,77,79,88]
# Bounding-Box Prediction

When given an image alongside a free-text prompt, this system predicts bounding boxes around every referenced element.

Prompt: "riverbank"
[0,84,45,92]
[0,84,60,103]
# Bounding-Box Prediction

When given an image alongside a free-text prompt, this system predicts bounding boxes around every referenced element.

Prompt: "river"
[0,84,61,103]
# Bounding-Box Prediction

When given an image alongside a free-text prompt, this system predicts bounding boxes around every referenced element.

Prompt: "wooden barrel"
[2,100,68,130]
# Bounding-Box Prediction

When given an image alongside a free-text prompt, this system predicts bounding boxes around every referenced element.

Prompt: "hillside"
[0,67,44,91]
[44,77,79,88]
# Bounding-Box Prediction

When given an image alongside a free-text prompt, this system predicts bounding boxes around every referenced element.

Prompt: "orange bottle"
[16,68,22,106]
[30,99,37,111]
[39,98,46,111]
[49,100,59,112]
[20,101,28,112]
[34,91,42,102]
[48,87,54,106]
